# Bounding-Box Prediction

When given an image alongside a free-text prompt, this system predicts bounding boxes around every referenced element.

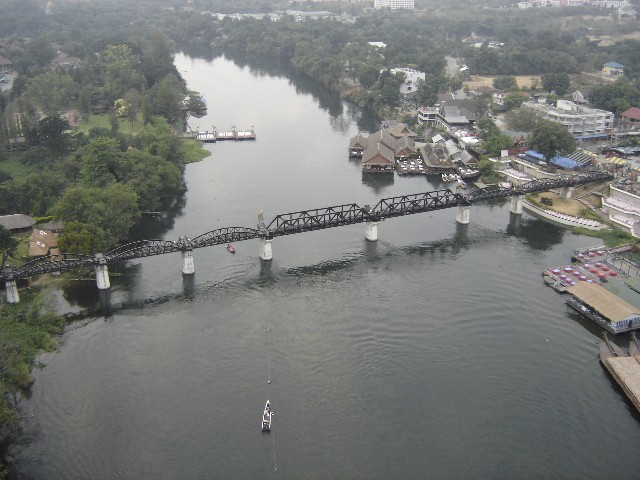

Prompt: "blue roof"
[604,61,625,68]
[524,150,545,161]
[551,156,578,169]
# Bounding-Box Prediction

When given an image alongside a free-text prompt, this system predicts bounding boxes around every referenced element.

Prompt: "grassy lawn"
[74,114,145,134]
[0,156,34,183]
[181,139,211,164]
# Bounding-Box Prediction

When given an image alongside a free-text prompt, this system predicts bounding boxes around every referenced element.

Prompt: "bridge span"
[2,171,612,302]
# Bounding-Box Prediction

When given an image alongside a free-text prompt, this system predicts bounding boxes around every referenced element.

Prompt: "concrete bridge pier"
[364,221,378,242]
[94,253,110,290]
[181,249,195,275]
[560,186,575,199]
[510,194,524,215]
[4,279,19,304]
[456,205,470,225]
[259,238,273,261]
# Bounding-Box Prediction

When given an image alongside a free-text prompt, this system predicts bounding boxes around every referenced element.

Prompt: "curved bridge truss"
[190,227,260,248]
[0,171,612,282]
[9,254,96,279]
[106,240,181,262]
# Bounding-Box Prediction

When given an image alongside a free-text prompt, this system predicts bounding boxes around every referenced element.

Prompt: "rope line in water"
[272,432,277,471]
[267,327,271,384]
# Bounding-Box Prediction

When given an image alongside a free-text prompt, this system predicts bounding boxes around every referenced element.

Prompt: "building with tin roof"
[0,214,36,233]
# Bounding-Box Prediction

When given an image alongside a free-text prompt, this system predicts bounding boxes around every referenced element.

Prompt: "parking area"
[0,71,15,92]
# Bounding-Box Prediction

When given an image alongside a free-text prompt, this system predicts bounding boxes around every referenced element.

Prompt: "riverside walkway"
[1,171,612,302]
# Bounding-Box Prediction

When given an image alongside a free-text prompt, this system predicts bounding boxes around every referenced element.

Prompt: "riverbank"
[0,291,66,478]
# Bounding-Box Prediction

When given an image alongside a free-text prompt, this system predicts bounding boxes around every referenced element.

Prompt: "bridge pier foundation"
[560,186,575,199]
[259,238,273,261]
[95,264,110,290]
[181,250,195,275]
[4,280,19,304]
[94,253,110,290]
[456,205,470,225]
[510,194,524,215]
[364,221,378,242]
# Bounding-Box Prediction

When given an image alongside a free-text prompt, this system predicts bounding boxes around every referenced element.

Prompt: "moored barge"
[599,332,640,413]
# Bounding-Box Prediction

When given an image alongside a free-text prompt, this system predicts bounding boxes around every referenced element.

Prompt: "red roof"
[621,107,640,121]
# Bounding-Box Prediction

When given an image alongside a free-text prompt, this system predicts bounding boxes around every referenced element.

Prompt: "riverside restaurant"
[566,282,640,334]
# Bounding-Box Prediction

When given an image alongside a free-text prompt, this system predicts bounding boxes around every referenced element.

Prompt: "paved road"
[445,56,458,76]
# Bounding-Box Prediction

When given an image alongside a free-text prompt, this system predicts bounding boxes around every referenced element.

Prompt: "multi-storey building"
[522,99,614,137]
[374,0,415,9]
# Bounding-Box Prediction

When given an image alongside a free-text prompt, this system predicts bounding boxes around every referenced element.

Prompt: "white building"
[390,68,425,95]
[374,0,415,9]
[603,185,640,237]
[522,99,614,137]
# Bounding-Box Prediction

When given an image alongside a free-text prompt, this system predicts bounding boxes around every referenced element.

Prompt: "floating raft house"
[600,335,640,413]
[566,282,640,334]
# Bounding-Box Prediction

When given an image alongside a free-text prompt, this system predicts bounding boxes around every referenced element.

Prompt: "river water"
[12,53,640,479]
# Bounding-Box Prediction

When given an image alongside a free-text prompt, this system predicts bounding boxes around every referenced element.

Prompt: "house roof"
[604,61,625,69]
[394,135,416,154]
[367,129,396,151]
[349,134,368,149]
[622,107,640,121]
[387,123,418,139]
[568,282,639,323]
[0,214,36,231]
[550,155,578,169]
[362,142,395,166]
[50,52,80,68]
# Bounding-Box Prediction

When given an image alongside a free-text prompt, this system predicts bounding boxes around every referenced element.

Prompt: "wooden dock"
[195,129,256,143]
[600,333,640,413]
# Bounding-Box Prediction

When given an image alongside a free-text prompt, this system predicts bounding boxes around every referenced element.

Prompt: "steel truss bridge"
[1,171,611,282]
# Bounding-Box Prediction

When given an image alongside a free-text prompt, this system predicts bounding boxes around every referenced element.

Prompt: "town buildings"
[374,0,415,9]
[518,0,630,7]
[522,99,614,137]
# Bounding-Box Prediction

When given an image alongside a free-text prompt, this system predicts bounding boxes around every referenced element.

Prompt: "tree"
[124,148,183,211]
[541,73,570,96]
[482,132,513,157]
[505,107,541,132]
[53,184,140,248]
[502,93,528,112]
[103,44,145,104]
[358,65,379,88]
[24,72,76,116]
[493,76,518,91]
[137,116,185,168]
[80,137,131,187]
[476,117,499,140]
[0,225,18,269]
[32,116,71,155]
[153,74,183,125]
[529,119,577,161]
[57,221,107,255]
